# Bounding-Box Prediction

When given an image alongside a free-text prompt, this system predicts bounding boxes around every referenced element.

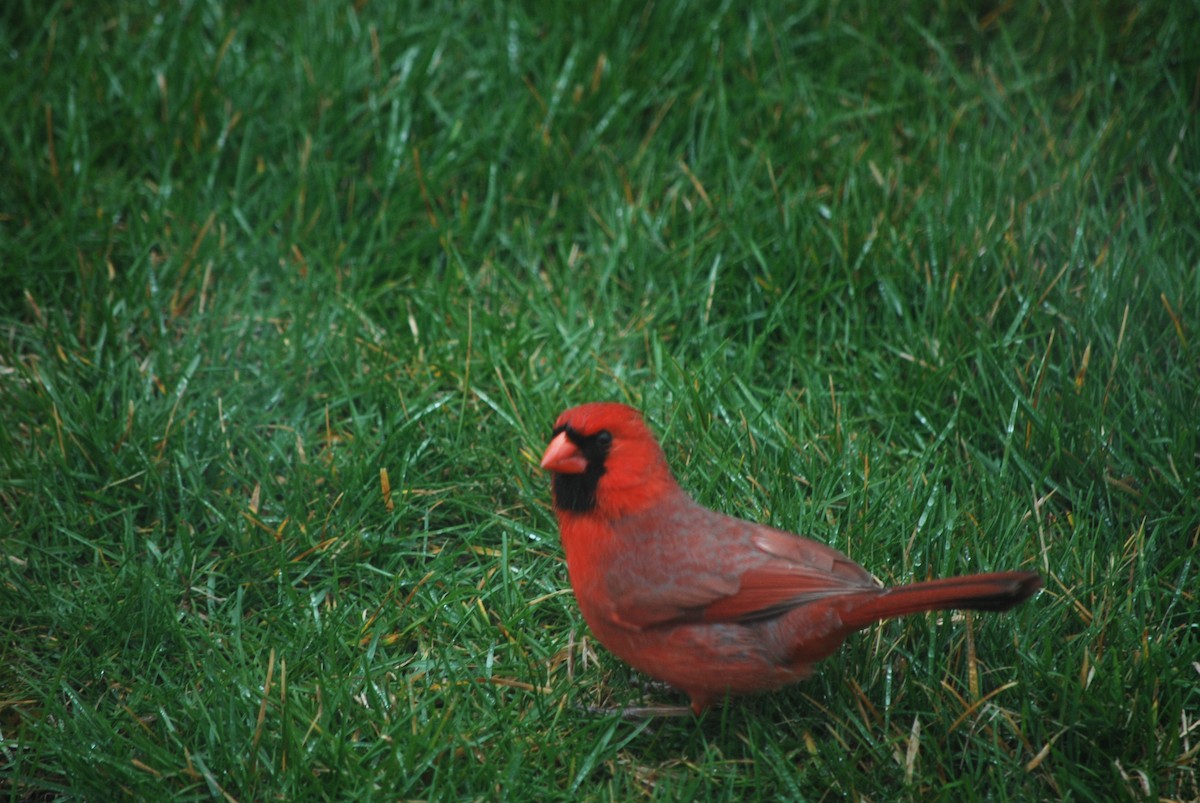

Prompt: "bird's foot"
[581,703,694,719]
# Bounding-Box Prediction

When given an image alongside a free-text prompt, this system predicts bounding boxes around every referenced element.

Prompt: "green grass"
[2,0,1198,799]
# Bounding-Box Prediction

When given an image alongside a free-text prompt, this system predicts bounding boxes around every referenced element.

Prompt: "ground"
[1,2,1197,799]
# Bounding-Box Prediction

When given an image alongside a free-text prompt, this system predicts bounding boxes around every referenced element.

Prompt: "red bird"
[540,402,1042,713]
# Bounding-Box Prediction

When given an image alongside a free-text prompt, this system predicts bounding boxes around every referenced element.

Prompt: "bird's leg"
[574,675,697,718]
[581,703,694,719]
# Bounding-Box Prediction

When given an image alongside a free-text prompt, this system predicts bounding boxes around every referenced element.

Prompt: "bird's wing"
[605,506,880,629]
[699,528,880,622]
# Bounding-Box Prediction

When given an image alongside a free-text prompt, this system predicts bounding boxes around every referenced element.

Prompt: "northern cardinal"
[539,402,1042,713]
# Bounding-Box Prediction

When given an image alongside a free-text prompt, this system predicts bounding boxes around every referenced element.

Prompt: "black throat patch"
[550,426,612,513]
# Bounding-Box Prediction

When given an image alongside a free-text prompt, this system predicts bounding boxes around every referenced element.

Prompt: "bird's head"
[540,402,676,517]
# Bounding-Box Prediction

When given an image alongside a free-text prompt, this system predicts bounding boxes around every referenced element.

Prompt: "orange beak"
[540,431,588,474]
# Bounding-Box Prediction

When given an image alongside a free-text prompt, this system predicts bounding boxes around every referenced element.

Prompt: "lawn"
[2,1,1198,799]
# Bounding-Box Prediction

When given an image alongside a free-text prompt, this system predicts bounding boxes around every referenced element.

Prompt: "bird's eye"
[595,430,613,446]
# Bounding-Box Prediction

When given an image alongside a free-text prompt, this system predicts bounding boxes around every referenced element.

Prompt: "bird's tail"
[839,571,1043,630]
